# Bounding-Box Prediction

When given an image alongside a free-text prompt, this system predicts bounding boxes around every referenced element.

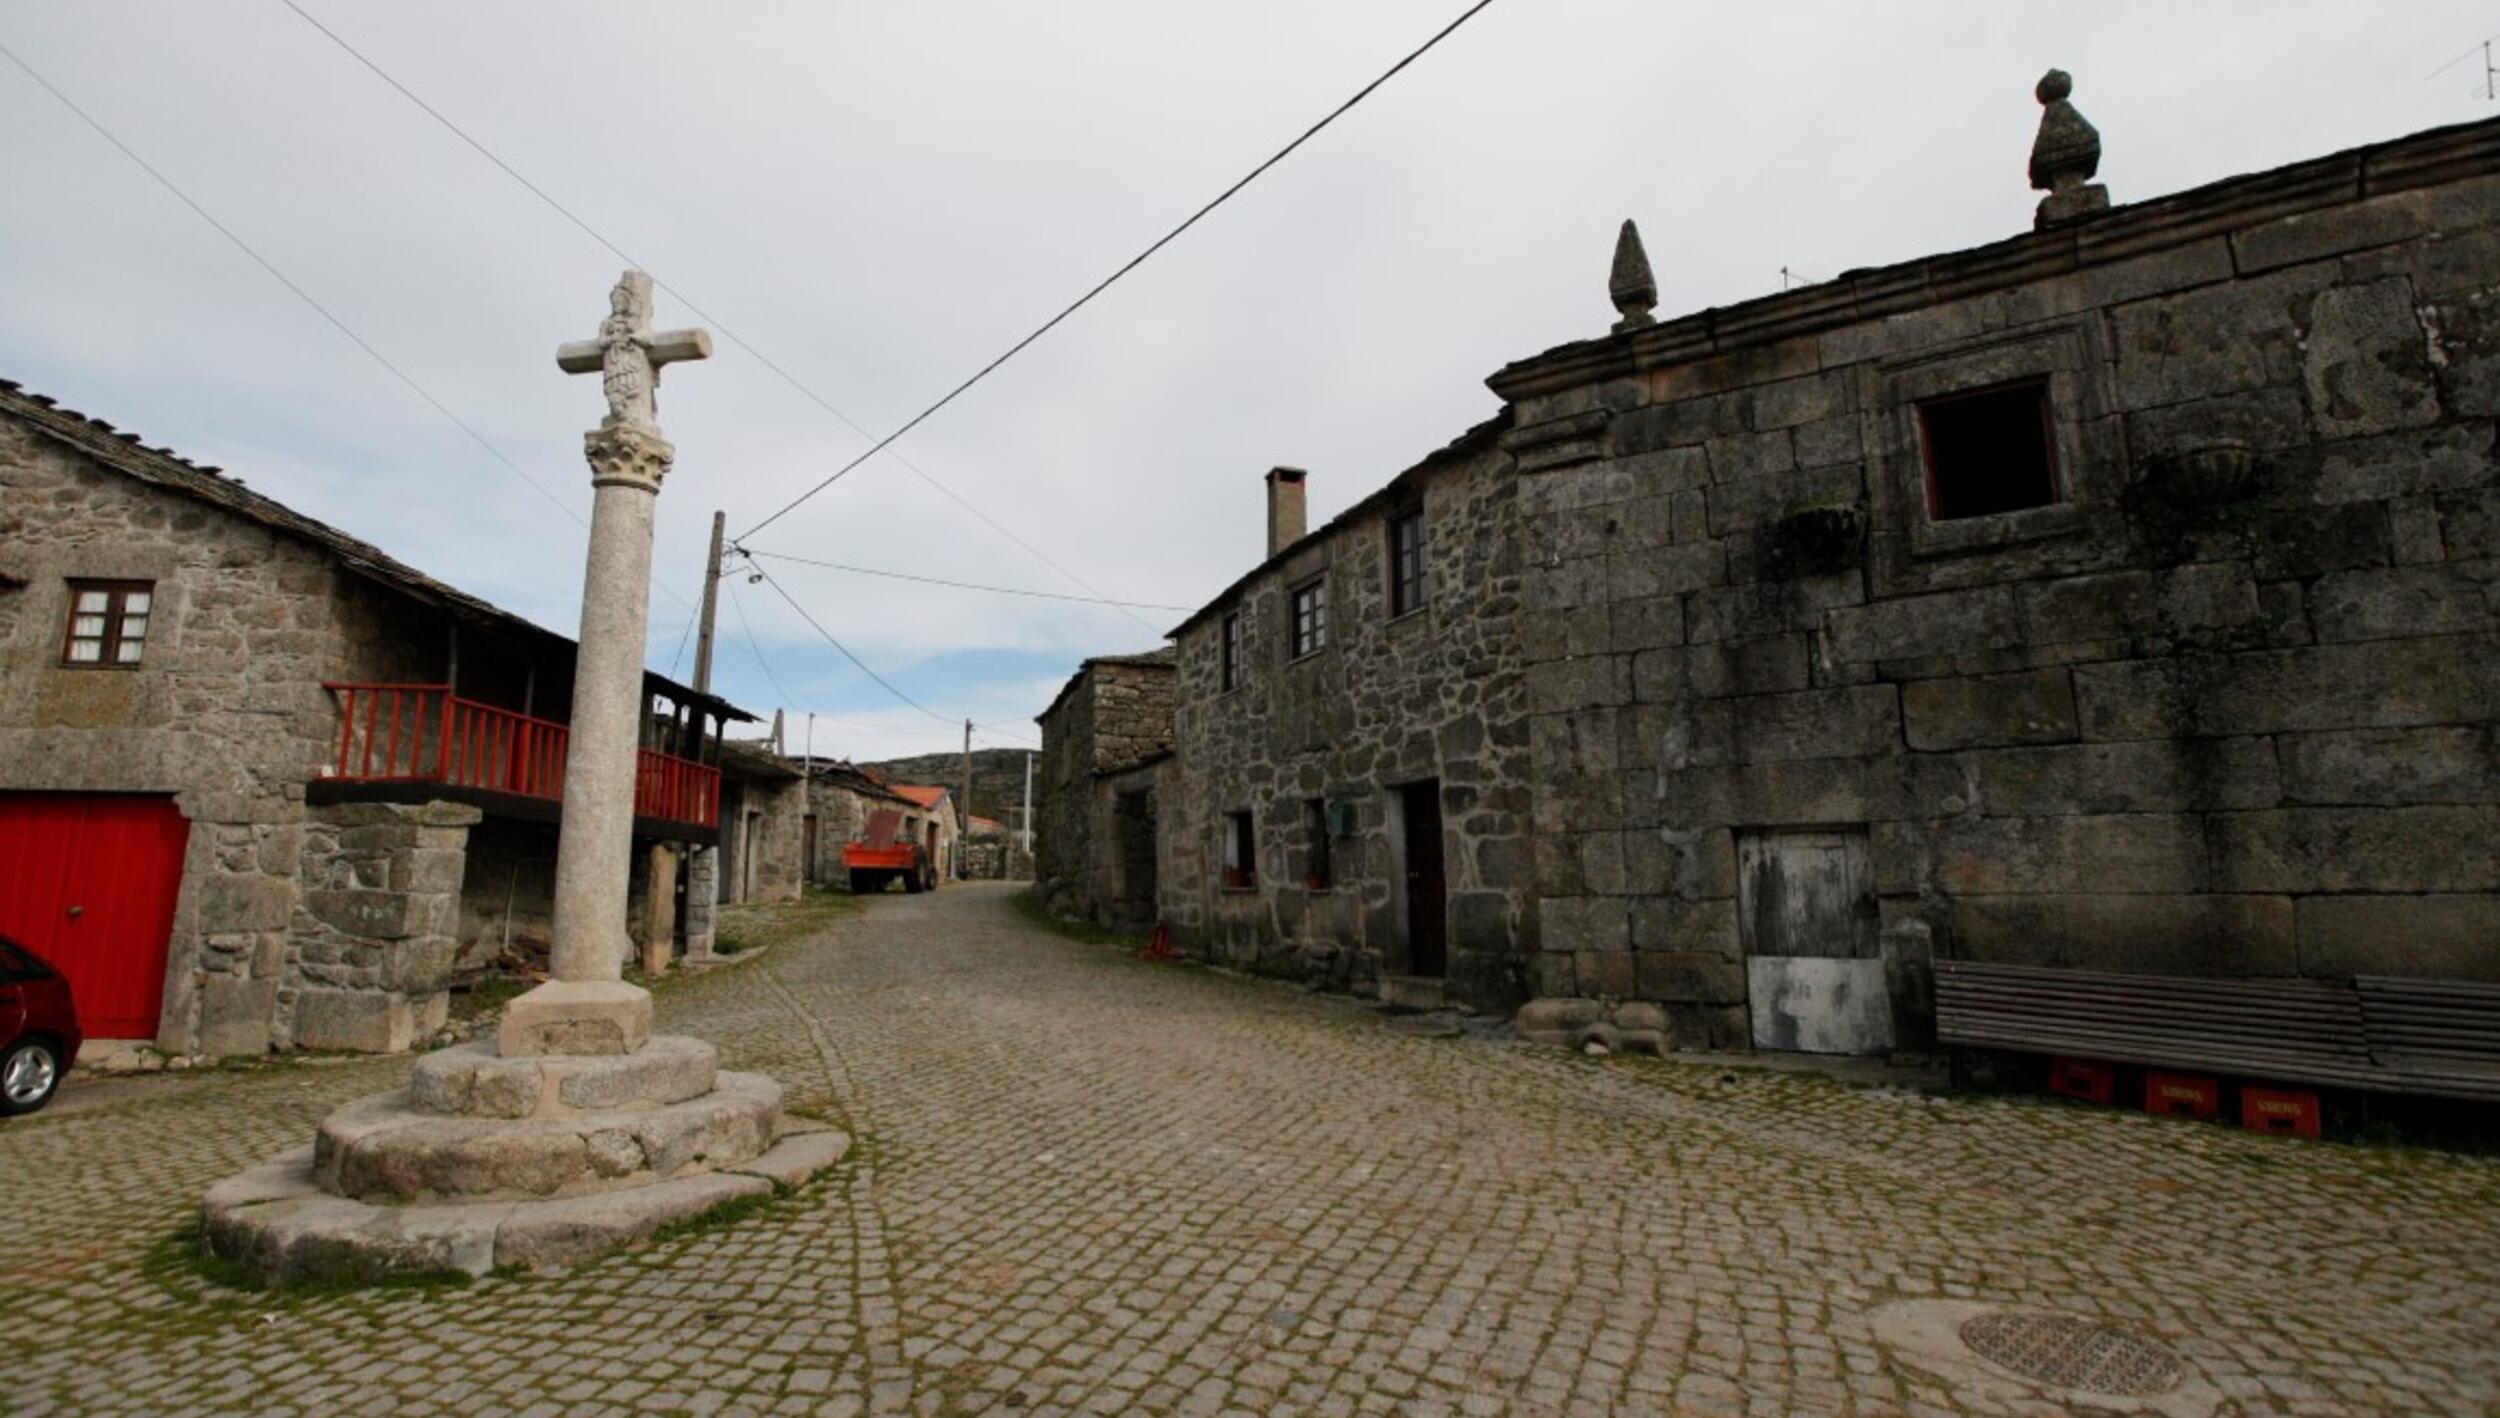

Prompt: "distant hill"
[854,747,1032,831]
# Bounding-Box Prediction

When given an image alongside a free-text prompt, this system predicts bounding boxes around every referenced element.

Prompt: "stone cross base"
[197,1026,848,1282]
[496,979,654,1056]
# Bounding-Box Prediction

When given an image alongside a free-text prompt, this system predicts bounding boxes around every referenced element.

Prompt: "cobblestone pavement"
[4,882,2497,1417]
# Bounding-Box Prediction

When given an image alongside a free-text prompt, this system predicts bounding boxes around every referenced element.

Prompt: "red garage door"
[0,794,189,1039]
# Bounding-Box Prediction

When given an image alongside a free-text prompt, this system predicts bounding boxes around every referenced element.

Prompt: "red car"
[0,934,80,1116]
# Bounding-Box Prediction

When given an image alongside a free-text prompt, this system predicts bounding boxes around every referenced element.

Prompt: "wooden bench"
[2355,975,2500,1102]
[1936,960,2500,1102]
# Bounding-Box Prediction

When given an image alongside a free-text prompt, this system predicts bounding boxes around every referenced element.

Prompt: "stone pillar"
[499,422,673,1057]
[641,843,679,975]
[287,800,480,1053]
[683,846,719,962]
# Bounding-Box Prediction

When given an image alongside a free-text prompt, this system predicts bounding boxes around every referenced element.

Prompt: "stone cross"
[499,269,710,1060]
[557,270,712,434]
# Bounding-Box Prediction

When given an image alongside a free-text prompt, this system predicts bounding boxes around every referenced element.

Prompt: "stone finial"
[1609,219,1657,333]
[2028,68,2109,229]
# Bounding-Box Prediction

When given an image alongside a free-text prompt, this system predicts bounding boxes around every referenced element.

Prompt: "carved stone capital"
[583,422,675,494]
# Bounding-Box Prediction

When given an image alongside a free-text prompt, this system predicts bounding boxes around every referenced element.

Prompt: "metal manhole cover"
[1958,1311,2186,1396]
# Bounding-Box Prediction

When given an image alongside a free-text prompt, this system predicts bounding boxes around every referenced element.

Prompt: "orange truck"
[842,808,935,894]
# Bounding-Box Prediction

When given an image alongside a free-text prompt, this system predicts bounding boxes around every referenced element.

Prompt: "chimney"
[1265,466,1308,558]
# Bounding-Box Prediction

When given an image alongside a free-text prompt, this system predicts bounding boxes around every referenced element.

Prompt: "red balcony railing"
[323,683,719,829]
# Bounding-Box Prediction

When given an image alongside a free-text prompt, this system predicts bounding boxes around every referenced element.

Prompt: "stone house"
[1050,92,2500,1056]
[1158,445,1540,1011]
[715,738,804,907]
[798,760,915,886]
[0,381,754,1056]
[1033,649,1177,933]
[796,763,962,889]
[1497,100,2500,1053]
[884,782,963,880]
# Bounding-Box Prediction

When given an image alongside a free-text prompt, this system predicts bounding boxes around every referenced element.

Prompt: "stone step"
[408,1036,719,1119]
[1378,975,1448,1012]
[203,1122,852,1281]
[315,1070,781,1204]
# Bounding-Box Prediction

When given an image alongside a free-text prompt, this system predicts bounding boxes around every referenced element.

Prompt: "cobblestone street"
[3,882,2495,1416]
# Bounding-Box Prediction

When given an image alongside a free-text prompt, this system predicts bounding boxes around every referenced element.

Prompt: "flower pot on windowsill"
[1222,869,1255,891]
[1304,872,1332,892]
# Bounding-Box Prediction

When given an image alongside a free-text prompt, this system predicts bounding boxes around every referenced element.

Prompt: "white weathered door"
[1737,829,1892,1055]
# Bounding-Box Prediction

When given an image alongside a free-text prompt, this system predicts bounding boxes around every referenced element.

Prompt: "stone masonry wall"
[1166,438,1537,1009]
[1495,136,2500,1050]
[288,800,478,1053]
[0,417,444,1054]
[1035,654,1175,928]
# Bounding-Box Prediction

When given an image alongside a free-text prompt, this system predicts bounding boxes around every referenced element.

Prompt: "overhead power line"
[746,561,1035,747]
[276,0,1159,635]
[744,549,1192,612]
[732,0,1502,547]
[0,36,707,623]
[2424,31,2500,80]
[0,36,585,531]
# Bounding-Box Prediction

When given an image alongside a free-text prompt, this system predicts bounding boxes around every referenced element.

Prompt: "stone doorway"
[1737,828,1892,1055]
[1112,789,1158,929]
[1399,781,1447,979]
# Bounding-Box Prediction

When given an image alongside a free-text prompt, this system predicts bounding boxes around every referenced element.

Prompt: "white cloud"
[4,1,2491,754]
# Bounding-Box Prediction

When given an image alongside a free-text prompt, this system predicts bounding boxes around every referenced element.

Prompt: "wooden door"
[1400,781,1447,978]
[0,793,189,1039]
[802,815,819,884]
[1737,829,1890,1055]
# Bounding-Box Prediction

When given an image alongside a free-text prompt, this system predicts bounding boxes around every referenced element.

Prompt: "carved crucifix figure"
[556,270,712,431]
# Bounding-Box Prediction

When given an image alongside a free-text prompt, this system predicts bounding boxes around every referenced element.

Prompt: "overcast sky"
[4,3,2494,759]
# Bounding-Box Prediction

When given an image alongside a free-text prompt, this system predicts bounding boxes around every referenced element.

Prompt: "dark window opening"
[62,579,153,667]
[1223,810,1257,890]
[1302,798,1332,890]
[1219,612,1243,692]
[1290,578,1327,659]
[1917,380,2059,521]
[1389,511,1428,617]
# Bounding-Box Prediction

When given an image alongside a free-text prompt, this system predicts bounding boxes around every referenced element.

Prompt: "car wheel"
[1,1038,62,1117]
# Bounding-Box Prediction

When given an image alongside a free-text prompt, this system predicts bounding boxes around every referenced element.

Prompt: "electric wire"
[744,549,1193,612]
[276,0,1161,634]
[0,37,586,532]
[2425,32,2500,80]
[0,36,708,621]
[730,0,1502,546]
[745,562,1036,746]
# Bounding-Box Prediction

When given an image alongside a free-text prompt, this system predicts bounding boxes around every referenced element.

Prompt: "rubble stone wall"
[1035,656,1175,928]
[1165,439,1537,1010]
[288,800,478,1053]
[0,423,442,1054]
[1495,148,2500,1047]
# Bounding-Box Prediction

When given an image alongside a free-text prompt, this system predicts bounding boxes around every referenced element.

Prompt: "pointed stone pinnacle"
[2029,67,2109,229]
[1609,219,1657,334]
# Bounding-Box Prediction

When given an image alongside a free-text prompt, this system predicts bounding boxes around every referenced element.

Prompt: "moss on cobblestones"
[713,883,863,957]
[1010,886,1143,948]
[143,1219,476,1308]
[9,883,2499,1414]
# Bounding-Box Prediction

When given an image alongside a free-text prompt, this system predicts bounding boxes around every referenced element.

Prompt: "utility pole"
[960,719,974,878]
[693,510,725,694]
[803,712,814,773]
[1021,750,1034,854]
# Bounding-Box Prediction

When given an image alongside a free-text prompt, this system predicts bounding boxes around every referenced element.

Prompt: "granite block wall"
[1491,132,2500,1048]
[0,412,444,1054]
[1164,437,1537,1010]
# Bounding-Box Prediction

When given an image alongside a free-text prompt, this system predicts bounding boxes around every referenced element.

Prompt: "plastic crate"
[2241,1086,2322,1137]
[2046,1056,2115,1104]
[2144,1071,2220,1121]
